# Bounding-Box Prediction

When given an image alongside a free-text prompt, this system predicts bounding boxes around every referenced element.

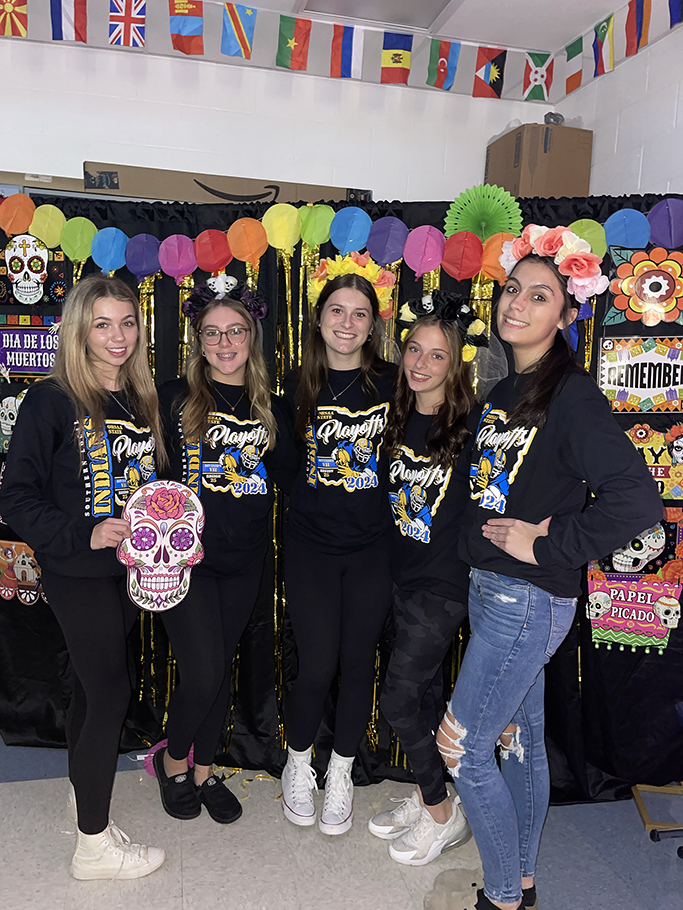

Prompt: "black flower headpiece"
[182,274,268,326]
[398,289,489,350]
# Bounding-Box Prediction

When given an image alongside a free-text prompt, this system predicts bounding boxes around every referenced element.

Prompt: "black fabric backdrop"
[1,192,682,802]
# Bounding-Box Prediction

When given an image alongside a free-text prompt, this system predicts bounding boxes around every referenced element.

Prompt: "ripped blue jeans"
[440,569,576,905]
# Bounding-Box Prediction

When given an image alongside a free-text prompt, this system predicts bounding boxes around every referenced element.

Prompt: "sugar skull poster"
[0,235,67,306]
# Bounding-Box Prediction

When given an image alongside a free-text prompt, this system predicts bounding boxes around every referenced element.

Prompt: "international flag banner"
[221,4,256,59]
[381,32,413,85]
[51,0,87,43]
[169,0,203,56]
[670,1,683,27]
[593,15,614,76]
[426,39,461,91]
[472,47,506,99]
[523,51,554,101]
[331,24,364,79]
[625,0,651,56]
[565,36,583,94]
[276,16,311,71]
[109,1,146,48]
[0,0,27,37]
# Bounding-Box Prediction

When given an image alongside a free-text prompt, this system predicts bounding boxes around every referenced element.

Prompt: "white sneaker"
[389,798,471,866]
[70,823,165,881]
[319,756,353,836]
[368,790,422,840]
[281,750,318,827]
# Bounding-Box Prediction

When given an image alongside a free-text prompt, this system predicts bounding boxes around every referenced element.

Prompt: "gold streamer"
[382,260,402,363]
[277,249,294,373]
[583,300,596,372]
[163,646,177,731]
[138,612,146,702]
[222,644,241,755]
[177,275,195,377]
[149,613,158,707]
[422,267,441,295]
[138,272,160,378]
[298,242,320,364]
[470,271,495,338]
[365,646,381,752]
[245,261,260,291]
[72,260,86,284]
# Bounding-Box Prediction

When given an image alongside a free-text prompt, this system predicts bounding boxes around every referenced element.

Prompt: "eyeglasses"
[200,327,251,346]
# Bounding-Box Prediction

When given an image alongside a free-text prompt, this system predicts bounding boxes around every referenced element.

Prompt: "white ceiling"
[258,1,620,52]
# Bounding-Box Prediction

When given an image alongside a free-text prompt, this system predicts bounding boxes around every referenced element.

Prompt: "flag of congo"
[381,32,413,85]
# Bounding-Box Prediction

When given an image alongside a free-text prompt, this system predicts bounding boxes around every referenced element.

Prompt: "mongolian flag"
[593,15,614,76]
[169,0,203,56]
[670,1,683,27]
[330,24,364,79]
[276,16,311,71]
[221,4,256,59]
[109,0,146,48]
[625,0,651,56]
[381,32,413,85]
[565,36,583,94]
[523,52,554,101]
[0,0,27,37]
[426,39,460,91]
[51,0,87,43]
[472,47,506,99]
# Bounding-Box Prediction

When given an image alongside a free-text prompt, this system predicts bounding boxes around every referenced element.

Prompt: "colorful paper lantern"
[648,199,683,248]
[262,204,301,255]
[569,219,607,260]
[29,204,66,249]
[159,235,197,284]
[329,207,373,256]
[403,226,445,279]
[194,230,232,274]
[481,232,515,283]
[299,204,335,246]
[441,231,483,281]
[125,234,161,282]
[0,193,36,238]
[366,217,409,266]
[60,217,98,262]
[604,209,650,250]
[227,218,268,265]
[91,227,129,275]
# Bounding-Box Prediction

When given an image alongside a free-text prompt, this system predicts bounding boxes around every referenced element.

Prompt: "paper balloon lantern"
[227,218,268,265]
[481,232,515,283]
[194,230,232,274]
[262,204,301,255]
[403,226,445,279]
[60,217,98,262]
[299,204,335,246]
[366,216,409,266]
[569,219,607,260]
[604,209,650,250]
[648,198,683,248]
[0,193,36,237]
[330,207,373,256]
[441,231,483,281]
[159,234,197,284]
[91,227,129,275]
[125,234,160,281]
[30,204,66,249]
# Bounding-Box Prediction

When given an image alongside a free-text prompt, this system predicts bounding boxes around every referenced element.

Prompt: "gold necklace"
[109,390,136,422]
[328,372,360,402]
[213,384,245,414]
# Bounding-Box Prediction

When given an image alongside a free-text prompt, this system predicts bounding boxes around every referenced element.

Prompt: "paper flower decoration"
[308,251,395,321]
[444,184,522,241]
[607,248,683,326]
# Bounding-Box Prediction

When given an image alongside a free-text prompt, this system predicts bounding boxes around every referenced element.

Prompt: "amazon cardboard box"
[484,124,593,198]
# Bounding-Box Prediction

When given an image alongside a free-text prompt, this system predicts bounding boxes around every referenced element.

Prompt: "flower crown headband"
[398,289,488,362]
[499,225,609,305]
[182,274,268,326]
[308,251,396,320]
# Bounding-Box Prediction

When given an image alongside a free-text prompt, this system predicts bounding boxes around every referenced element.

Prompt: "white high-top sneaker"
[70,823,165,880]
[281,746,318,826]
[319,751,354,836]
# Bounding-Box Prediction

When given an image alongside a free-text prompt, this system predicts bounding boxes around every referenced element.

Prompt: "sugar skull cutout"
[5,235,49,305]
[586,591,612,620]
[611,524,666,573]
[117,480,204,611]
[0,389,26,453]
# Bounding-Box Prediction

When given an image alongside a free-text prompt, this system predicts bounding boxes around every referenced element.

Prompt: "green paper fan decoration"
[444,184,523,242]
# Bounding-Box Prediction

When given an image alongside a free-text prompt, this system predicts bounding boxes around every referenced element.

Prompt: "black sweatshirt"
[284,362,397,554]
[460,371,664,597]
[159,379,299,577]
[0,379,157,577]
[388,409,473,602]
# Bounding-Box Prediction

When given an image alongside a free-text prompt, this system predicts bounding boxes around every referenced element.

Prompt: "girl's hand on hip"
[482,516,551,565]
[90,518,132,550]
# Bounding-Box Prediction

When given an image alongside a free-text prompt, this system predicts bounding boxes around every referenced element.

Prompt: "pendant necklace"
[213,384,245,414]
[109,389,136,422]
[328,372,360,402]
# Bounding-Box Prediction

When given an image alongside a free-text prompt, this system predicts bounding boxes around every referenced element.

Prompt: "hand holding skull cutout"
[117,480,205,612]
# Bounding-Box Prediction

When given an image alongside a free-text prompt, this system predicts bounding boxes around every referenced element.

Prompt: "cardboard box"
[484,124,593,198]
[0,171,85,194]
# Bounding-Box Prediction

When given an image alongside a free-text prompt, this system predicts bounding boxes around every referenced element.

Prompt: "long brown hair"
[385,316,475,469]
[50,274,167,467]
[181,299,277,447]
[504,254,584,430]
[294,273,385,438]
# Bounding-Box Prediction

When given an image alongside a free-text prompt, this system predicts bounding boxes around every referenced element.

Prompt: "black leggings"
[161,562,264,767]
[381,586,467,806]
[284,534,392,757]
[40,570,139,835]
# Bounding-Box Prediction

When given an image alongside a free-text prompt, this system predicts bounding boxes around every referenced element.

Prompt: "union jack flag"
[109,0,146,47]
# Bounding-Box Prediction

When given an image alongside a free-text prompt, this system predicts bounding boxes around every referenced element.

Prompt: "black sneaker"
[152,748,201,820]
[523,885,538,910]
[197,775,243,824]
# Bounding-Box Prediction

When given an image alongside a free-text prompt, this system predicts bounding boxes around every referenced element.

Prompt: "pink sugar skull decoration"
[117,480,204,611]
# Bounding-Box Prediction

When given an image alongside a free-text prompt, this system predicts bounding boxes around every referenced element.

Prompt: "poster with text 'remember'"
[598,337,683,413]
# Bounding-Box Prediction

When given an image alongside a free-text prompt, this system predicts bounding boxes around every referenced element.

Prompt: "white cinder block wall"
[558,25,683,196]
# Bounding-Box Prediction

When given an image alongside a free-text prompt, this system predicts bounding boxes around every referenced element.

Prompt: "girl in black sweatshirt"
[436,236,663,910]
[0,276,166,880]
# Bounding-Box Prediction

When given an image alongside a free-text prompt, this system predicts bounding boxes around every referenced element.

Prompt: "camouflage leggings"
[381,586,467,806]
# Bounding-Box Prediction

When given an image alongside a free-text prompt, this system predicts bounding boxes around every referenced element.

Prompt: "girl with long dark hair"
[281,272,396,835]
[155,276,297,824]
[436,229,662,910]
[0,276,167,880]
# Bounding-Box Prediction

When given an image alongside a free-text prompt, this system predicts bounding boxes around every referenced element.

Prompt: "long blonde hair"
[181,300,277,447]
[50,274,167,467]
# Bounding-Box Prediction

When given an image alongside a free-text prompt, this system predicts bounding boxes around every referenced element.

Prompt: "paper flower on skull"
[628,424,655,445]
[609,248,683,326]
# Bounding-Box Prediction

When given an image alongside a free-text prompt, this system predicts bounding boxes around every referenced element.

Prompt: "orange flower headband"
[308,251,396,321]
